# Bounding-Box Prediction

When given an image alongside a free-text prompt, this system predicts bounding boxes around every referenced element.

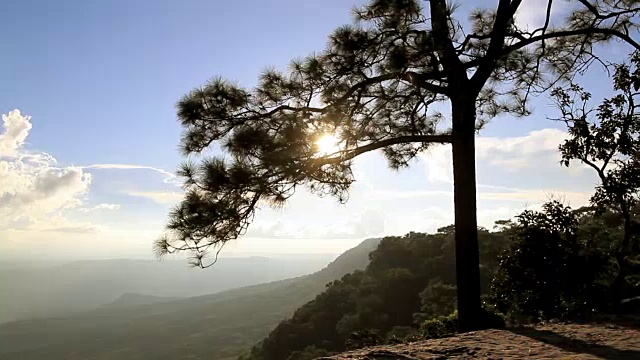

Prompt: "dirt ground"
[323,320,640,359]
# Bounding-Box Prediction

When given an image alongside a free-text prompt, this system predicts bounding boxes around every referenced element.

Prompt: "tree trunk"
[451,98,482,332]
[612,200,633,304]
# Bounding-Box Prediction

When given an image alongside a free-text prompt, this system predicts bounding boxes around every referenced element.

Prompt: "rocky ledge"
[321,322,640,359]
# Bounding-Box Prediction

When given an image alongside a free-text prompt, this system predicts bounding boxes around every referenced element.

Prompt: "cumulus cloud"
[0,110,32,157]
[0,109,187,247]
[0,110,93,230]
[125,191,184,205]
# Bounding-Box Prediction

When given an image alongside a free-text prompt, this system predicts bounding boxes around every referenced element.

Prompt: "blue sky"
[0,0,635,260]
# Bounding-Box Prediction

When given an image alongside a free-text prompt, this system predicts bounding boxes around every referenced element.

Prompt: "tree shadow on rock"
[509,327,640,359]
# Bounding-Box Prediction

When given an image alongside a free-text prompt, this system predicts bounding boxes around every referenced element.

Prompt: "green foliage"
[420,311,458,339]
[413,279,457,324]
[490,201,610,320]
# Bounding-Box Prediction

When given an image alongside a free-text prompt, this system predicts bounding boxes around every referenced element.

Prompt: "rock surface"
[322,322,640,359]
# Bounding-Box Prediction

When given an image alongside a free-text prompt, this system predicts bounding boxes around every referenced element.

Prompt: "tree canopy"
[158,0,640,330]
[552,51,640,298]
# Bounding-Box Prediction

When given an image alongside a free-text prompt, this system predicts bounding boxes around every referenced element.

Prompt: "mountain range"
[0,238,380,360]
[0,254,335,324]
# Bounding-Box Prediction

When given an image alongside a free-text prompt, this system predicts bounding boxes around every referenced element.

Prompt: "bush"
[384,326,420,344]
[420,311,458,339]
[345,329,382,350]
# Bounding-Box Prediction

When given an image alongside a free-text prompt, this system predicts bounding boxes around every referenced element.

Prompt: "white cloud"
[421,144,452,183]
[83,164,180,185]
[94,203,120,210]
[373,127,597,232]
[126,191,183,205]
[514,0,572,30]
[0,110,32,157]
[0,110,93,229]
[421,128,588,183]
[0,109,187,256]
[78,203,121,213]
[477,128,569,168]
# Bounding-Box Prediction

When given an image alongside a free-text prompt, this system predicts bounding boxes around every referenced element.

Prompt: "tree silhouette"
[157,0,640,330]
[552,52,640,300]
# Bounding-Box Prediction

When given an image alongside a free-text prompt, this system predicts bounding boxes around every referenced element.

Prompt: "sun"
[315,133,340,156]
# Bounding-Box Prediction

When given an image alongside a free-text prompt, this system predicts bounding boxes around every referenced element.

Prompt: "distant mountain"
[0,254,335,324]
[98,293,181,309]
[0,238,381,360]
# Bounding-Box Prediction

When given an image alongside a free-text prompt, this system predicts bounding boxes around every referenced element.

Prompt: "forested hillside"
[241,227,508,360]
[242,203,640,360]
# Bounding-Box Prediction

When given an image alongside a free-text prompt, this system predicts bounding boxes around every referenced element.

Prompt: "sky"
[0,0,635,261]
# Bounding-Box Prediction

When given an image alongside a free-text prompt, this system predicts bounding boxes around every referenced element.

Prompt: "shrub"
[345,329,382,350]
[420,311,458,339]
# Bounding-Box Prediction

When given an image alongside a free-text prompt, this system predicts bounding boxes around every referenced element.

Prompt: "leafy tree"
[158,0,640,330]
[551,52,640,299]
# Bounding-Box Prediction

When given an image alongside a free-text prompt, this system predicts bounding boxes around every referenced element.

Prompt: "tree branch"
[506,27,640,55]
[319,134,452,165]
[429,0,464,73]
[258,72,449,122]
[470,0,523,90]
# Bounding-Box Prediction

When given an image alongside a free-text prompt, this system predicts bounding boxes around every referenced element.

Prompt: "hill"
[241,228,509,360]
[324,321,640,359]
[97,293,182,309]
[0,238,380,360]
[0,254,334,324]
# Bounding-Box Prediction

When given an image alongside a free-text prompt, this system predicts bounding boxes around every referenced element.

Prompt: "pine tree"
[157,0,640,331]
